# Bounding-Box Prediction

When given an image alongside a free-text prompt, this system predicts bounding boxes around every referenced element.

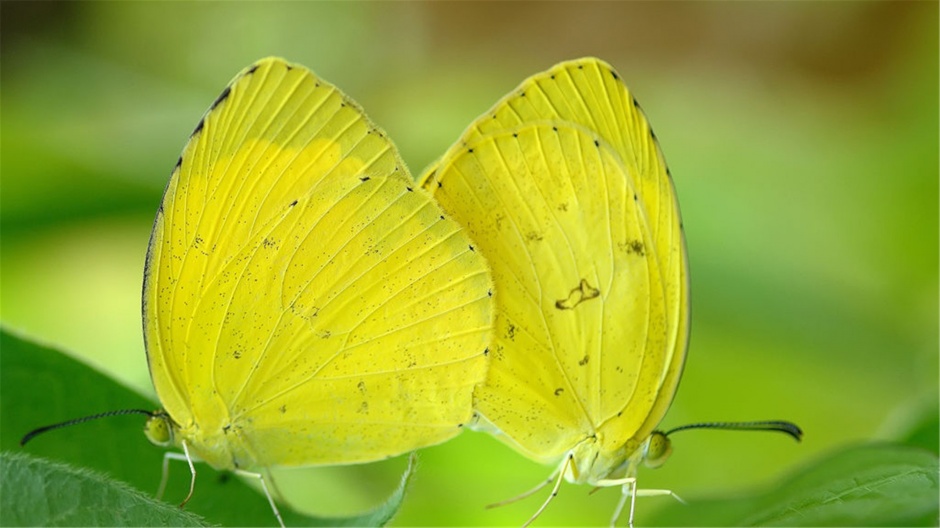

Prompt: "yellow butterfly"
[25,57,494,526]
[419,57,800,526]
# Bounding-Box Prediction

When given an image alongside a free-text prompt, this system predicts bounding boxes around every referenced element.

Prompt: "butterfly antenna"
[21,409,157,446]
[663,420,803,442]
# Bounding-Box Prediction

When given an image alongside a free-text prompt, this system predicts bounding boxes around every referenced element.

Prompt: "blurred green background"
[2,2,937,526]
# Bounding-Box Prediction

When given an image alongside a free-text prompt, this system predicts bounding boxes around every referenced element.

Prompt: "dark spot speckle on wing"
[191,119,205,137]
[210,86,231,110]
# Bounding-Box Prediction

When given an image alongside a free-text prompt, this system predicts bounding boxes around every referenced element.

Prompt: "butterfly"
[419,57,801,526]
[24,57,495,526]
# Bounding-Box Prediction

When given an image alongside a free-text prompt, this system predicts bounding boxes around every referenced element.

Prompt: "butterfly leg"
[156,443,198,507]
[234,468,285,528]
[179,440,197,507]
[521,453,572,527]
[607,477,637,528]
[596,476,684,528]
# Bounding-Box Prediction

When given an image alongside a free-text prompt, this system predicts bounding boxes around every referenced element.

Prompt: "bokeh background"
[2,2,937,526]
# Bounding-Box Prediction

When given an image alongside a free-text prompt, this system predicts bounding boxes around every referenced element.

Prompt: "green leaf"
[0,327,414,526]
[899,400,940,455]
[1,451,206,527]
[648,443,939,526]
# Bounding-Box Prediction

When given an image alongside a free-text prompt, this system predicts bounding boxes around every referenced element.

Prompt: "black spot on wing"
[191,118,205,137]
[174,156,182,171]
[247,64,260,75]
[610,69,620,81]
[555,279,601,310]
[360,176,370,182]
[210,86,231,111]
[620,239,645,256]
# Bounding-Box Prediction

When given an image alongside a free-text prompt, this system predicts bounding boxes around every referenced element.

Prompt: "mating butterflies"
[24,57,799,527]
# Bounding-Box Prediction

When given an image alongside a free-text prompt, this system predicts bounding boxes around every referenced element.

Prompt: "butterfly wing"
[420,58,687,474]
[144,58,493,470]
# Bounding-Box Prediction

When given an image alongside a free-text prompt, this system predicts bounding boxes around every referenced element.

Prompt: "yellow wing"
[143,58,493,471]
[420,57,687,481]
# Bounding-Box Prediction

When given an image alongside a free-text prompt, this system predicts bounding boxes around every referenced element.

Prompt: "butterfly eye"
[642,431,673,469]
[143,412,174,447]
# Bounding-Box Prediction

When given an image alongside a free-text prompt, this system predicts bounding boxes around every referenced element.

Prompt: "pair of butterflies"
[26,57,800,527]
